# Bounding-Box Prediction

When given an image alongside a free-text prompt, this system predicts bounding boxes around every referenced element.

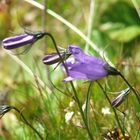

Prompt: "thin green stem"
[70,82,94,140]
[44,32,94,140]
[44,33,68,72]
[12,107,43,140]
[85,82,93,127]
[96,81,126,139]
[49,78,74,98]
[119,73,140,105]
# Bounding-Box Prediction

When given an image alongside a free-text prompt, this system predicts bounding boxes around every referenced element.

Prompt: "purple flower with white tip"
[2,32,46,50]
[111,88,131,108]
[43,53,63,65]
[43,51,71,65]
[63,45,120,82]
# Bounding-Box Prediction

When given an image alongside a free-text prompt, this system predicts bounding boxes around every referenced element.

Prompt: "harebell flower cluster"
[2,29,139,140]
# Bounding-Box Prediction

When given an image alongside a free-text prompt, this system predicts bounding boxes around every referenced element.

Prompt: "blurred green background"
[0,0,140,139]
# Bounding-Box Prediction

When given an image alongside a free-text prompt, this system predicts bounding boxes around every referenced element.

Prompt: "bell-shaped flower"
[63,45,120,82]
[2,32,46,50]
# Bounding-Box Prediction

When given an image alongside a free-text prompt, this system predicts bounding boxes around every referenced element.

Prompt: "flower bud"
[111,88,131,108]
[0,105,12,117]
[43,52,71,65]
[2,32,46,50]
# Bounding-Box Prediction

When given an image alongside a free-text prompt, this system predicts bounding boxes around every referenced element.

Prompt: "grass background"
[0,0,140,139]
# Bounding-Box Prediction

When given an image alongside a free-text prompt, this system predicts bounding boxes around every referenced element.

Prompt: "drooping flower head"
[2,32,46,50]
[63,45,120,82]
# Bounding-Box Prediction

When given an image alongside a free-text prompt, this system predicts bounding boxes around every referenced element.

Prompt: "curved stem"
[44,32,69,74]
[96,81,126,139]
[119,73,140,105]
[12,107,43,140]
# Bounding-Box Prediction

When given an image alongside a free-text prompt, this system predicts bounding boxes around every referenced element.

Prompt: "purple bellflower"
[63,45,120,82]
[2,32,46,50]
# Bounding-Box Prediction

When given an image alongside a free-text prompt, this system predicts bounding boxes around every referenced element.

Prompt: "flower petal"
[63,76,75,82]
[64,61,108,81]
[68,45,106,65]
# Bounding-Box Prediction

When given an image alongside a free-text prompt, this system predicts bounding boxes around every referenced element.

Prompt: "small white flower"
[65,111,74,123]
[69,100,75,107]
[101,107,111,115]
